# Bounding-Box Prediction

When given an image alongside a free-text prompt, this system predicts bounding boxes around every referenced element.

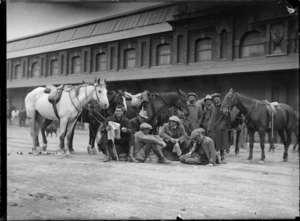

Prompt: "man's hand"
[206,163,214,167]
[160,141,167,147]
[187,151,192,157]
[171,138,178,143]
[121,127,127,133]
[106,125,112,131]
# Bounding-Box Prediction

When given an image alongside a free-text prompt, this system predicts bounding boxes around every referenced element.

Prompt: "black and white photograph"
[5,0,299,219]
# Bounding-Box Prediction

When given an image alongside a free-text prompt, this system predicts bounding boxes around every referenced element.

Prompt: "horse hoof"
[283,158,288,162]
[42,145,47,151]
[70,150,75,154]
[258,160,265,164]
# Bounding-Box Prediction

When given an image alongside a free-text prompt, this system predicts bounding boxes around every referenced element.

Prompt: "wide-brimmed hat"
[204,94,213,102]
[190,128,206,139]
[187,92,197,98]
[139,109,148,119]
[211,93,221,98]
[169,116,180,123]
[140,123,152,130]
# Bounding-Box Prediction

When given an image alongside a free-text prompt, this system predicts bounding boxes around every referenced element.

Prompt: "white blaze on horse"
[25,77,109,157]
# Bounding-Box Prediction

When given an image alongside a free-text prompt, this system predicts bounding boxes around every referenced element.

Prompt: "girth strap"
[52,102,60,120]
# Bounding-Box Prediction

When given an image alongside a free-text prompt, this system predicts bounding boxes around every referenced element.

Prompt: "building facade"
[7,2,299,112]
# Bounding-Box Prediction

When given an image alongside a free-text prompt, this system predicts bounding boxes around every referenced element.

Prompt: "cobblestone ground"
[6,125,299,220]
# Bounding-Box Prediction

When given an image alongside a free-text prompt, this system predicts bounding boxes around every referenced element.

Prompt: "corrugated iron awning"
[7,23,172,59]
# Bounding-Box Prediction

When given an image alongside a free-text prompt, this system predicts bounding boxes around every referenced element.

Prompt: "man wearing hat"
[179,128,219,166]
[200,94,213,133]
[187,92,203,131]
[207,93,229,163]
[159,115,190,161]
[129,109,149,133]
[133,123,171,164]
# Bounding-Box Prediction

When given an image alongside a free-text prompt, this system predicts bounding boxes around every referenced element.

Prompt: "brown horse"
[221,88,298,163]
[126,89,190,133]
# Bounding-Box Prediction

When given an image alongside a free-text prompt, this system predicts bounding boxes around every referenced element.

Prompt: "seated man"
[159,116,190,161]
[133,123,171,164]
[179,128,220,166]
[129,109,148,133]
[178,111,193,136]
[101,105,134,162]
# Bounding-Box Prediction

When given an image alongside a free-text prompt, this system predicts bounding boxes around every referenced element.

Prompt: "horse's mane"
[64,83,94,98]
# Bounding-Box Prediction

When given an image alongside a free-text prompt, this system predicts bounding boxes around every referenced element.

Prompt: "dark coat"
[129,117,144,133]
[207,103,229,151]
[102,114,133,136]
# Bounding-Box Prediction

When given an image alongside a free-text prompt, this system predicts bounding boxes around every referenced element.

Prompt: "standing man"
[201,94,213,134]
[179,128,219,166]
[100,105,134,162]
[187,92,203,131]
[207,93,229,163]
[159,116,190,161]
[133,123,171,164]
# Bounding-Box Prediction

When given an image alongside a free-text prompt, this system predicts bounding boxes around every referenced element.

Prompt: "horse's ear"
[176,88,184,95]
[94,77,97,83]
[97,77,101,84]
[82,80,85,84]
[231,88,237,92]
[104,79,107,84]
[118,90,125,96]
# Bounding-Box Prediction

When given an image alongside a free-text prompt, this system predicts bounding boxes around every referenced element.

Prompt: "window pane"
[100,62,106,71]
[125,49,136,69]
[72,57,81,74]
[159,55,170,65]
[96,53,106,71]
[32,63,40,77]
[197,39,212,50]
[16,65,22,79]
[157,44,170,65]
[51,60,59,76]
[197,50,212,61]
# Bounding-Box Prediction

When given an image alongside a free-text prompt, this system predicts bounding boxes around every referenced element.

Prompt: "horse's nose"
[103,103,109,109]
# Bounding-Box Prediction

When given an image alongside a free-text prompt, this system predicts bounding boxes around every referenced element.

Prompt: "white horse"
[25,77,109,157]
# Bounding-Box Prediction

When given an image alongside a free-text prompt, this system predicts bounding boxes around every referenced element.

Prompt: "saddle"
[44,84,64,119]
[263,100,280,129]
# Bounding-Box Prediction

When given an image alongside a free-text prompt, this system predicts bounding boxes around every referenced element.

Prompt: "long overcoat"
[207,103,229,151]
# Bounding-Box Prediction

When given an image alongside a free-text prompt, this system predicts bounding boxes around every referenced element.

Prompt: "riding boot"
[152,146,171,164]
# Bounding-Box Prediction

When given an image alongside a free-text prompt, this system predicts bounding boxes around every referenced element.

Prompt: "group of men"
[99,91,230,166]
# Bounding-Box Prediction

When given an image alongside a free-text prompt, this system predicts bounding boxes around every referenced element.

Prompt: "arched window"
[71,56,81,74]
[50,59,59,76]
[220,30,227,59]
[15,64,22,79]
[95,53,107,71]
[31,62,40,77]
[195,37,212,62]
[157,44,171,65]
[240,31,265,58]
[124,49,136,69]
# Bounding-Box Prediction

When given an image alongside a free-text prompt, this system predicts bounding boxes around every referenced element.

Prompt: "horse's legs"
[235,129,241,155]
[283,129,292,162]
[258,129,266,163]
[227,130,232,154]
[69,121,77,153]
[57,120,68,155]
[268,131,275,152]
[40,119,52,151]
[247,130,255,161]
[88,120,100,154]
[65,120,78,156]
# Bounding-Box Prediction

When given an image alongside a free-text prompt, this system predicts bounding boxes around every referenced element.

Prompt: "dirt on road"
[6,126,299,220]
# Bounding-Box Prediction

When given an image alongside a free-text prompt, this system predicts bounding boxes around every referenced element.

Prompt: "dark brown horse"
[221,88,298,162]
[134,89,190,133]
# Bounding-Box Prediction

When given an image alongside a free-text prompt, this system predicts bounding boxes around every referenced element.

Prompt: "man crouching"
[179,128,220,166]
[132,123,171,164]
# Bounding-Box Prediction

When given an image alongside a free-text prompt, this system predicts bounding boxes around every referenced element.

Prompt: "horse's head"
[175,88,190,117]
[93,77,109,110]
[112,90,127,112]
[220,88,238,115]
